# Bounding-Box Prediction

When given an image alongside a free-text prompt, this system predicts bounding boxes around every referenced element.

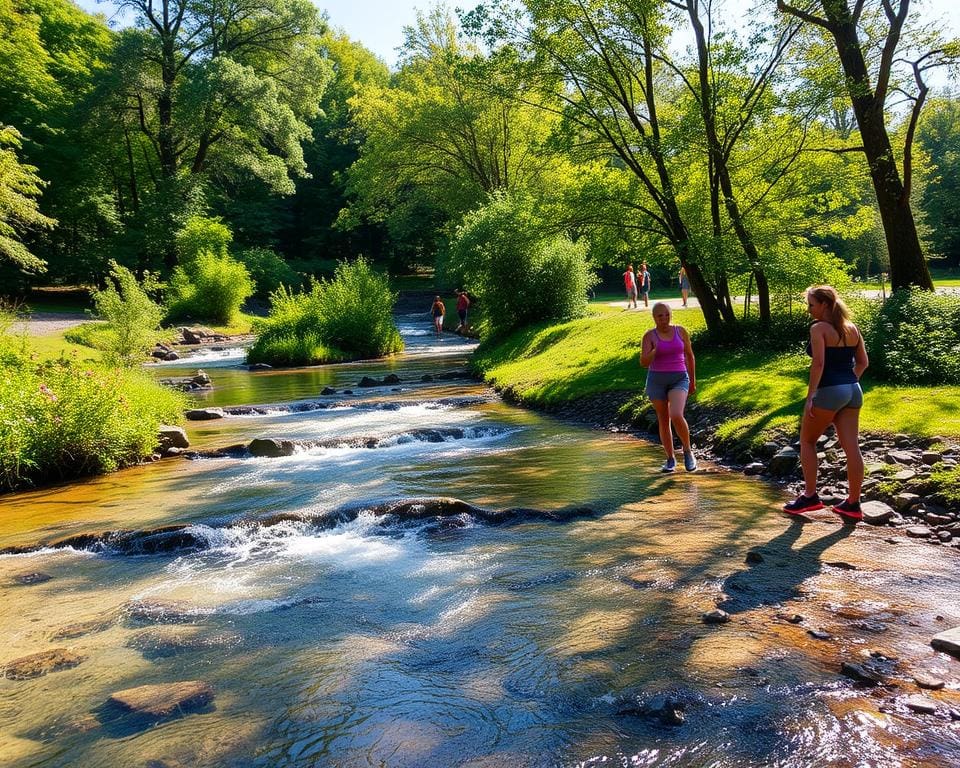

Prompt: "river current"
[1,315,958,767]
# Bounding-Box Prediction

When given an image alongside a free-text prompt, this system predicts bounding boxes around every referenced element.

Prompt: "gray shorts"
[812,382,863,411]
[646,370,689,401]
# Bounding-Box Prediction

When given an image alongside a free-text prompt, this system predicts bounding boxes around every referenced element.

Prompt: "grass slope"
[473,306,960,439]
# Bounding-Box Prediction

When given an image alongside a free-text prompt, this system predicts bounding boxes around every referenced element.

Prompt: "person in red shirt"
[455,289,471,333]
[623,265,638,309]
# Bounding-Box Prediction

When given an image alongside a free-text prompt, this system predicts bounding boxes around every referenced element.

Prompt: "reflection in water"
[1,320,959,767]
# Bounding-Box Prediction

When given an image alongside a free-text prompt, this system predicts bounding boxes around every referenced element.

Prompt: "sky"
[74,0,959,71]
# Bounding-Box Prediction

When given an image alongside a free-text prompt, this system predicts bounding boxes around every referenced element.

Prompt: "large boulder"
[931,626,960,658]
[3,648,85,680]
[107,681,213,718]
[248,438,297,458]
[157,426,189,451]
[185,408,224,421]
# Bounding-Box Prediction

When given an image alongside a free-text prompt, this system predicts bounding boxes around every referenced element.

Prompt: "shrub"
[0,354,185,492]
[88,261,165,366]
[166,250,254,324]
[853,289,960,384]
[248,258,403,366]
[443,192,597,338]
[235,247,301,298]
[175,215,232,262]
[692,312,811,353]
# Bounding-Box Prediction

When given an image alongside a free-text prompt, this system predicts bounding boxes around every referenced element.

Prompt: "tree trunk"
[158,37,177,181]
[826,7,933,290]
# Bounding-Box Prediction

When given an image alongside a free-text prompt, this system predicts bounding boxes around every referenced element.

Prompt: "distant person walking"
[455,289,471,332]
[639,262,652,308]
[679,266,690,307]
[783,285,869,522]
[430,295,446,337]
[640,302,697,472]
[623,265,638,309]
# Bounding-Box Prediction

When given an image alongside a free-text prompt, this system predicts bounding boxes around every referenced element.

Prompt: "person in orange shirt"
[455,289,471,332]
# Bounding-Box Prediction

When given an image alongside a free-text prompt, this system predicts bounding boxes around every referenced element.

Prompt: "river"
[1,315,958,767]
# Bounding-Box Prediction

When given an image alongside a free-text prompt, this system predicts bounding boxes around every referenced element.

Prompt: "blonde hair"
[807,285,853,338]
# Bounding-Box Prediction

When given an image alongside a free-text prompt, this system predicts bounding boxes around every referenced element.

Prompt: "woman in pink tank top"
[640,303,697,472]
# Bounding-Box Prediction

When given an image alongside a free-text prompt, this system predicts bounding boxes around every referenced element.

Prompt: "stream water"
[1,316,958,767]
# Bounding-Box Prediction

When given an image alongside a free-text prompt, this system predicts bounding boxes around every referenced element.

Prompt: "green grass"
[473,306,960,440]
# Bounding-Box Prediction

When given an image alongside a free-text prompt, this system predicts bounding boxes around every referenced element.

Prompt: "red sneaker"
[832,499,862,522]
[783,494,825,514]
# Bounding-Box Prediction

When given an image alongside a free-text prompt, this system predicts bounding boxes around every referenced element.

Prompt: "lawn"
[473,306,960,439]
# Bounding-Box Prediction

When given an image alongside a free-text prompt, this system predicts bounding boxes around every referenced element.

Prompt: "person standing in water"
[783,285,869,521]
[430,295,446,337]
[640,302,697,472]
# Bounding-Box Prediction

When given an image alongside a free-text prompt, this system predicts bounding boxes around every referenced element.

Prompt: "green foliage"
[0,125,55,273]
[691,312,811,353]
[248,258,403,366]
[854,289,960,385]
[88,261,164,366]
[444,192,597,337]
[175,215,232,263]
[917,98,960,268]
[0,347,185,491]
[235,247,301,298]
[166,251,254,324]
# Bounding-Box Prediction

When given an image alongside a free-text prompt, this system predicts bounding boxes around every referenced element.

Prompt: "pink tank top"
[649,326,686,372]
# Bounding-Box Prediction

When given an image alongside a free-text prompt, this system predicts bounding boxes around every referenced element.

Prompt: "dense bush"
[691,311,811,353]
[853,289,960,384]
[247,258,403,366]
[236,247,301,298]
[0,350,185,492]
[175,215,232,262]
[443,192,597,338]
[87,262,165,365]
[166,250,254,324]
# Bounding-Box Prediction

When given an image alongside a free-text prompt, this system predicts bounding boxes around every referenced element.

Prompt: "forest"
[1,0,958,330]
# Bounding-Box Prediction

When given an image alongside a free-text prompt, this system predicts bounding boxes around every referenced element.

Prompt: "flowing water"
[1,315,958,768]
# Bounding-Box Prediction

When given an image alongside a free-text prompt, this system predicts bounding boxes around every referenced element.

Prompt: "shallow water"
[1,317,958,767]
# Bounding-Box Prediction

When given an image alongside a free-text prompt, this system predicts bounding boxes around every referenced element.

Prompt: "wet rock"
[808,629,832,640]
[248,363,272,371]
[180,328,210,345]
[127,627,241,658]
[383,373,401,384]
[778,613,804,624]
[157,426,189,451]
[825,561,857,571]
[906,526,932,538]
[861,501,895,525]
[743,462,765,476]
[358,376,380,387]
[52,616,115,640]
[937,531,953,543]
[12,571,52,585]
[125,600,197,625]
[768,448,799,477]
[420,374,434,382]
[321,386,336,395]
[151,349,168,360]
[185,408,224,421]
[840,661,883,686]
[616,692,687,727]
[163,351,180,361]
[248,438,297,458]
[3,648,85,680]
[904,695,939,715]
[931,626,960,658]
[191,371,211,387]
[702,609,730,625]
[913,673,945,691]
[744,551,764,564]
[107,681,213,718]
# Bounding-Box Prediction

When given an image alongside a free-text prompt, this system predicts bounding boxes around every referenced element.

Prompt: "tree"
[776,0,957,290]
[916,97,960,267]
[0,126,55,273]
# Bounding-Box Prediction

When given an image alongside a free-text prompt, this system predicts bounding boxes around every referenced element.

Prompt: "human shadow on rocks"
[718,519,854,615]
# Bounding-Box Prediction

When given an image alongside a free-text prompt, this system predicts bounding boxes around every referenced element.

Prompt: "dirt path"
[12,312,97,337]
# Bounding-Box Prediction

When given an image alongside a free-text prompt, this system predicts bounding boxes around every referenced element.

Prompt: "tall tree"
[777,0,956,290]
[0,126,55,273]
[916,97,960,267]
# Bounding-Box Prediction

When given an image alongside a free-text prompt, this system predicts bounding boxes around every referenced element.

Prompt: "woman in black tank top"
[783,286,869,521]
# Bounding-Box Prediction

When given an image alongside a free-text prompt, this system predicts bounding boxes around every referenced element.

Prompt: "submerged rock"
[185,408,224,421]
[107,681,213,718]
[702,609,730,625]
[248,438,297,458]
[12,571,52,585]
[3,648,85,680]
[358,376,380,387]
[127,626,241,658]
[52,615,116,640]
[840,661,884,686]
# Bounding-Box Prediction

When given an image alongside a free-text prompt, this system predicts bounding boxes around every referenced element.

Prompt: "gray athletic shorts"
[812,382,863,411]
[646,370,689,401]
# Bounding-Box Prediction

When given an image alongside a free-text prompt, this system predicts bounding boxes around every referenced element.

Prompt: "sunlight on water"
[1,323,958,768]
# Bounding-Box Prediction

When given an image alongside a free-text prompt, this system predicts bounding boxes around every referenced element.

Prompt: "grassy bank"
[471,306,960,442]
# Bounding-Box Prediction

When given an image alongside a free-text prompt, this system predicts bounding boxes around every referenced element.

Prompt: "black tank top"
[806,322,858,387]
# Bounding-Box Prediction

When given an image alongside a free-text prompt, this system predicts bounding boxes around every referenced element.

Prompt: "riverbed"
[1,316,958,767]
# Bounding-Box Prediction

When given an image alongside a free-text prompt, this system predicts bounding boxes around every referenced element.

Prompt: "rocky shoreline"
[493,386,960,549]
